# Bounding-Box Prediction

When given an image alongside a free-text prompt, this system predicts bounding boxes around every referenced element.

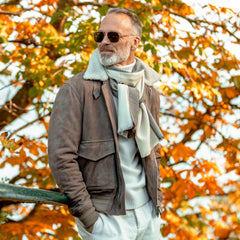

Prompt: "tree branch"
[51,0,117,33]
[8,39,39,47]
[0,8,31,16]
[0,0,20,6]
[76,1,116,8]
[8,113,50,139]
[163,7,240,43]
[0,81,33,130]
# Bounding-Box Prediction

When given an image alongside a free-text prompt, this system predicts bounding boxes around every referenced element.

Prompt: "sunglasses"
[93,31,133,43]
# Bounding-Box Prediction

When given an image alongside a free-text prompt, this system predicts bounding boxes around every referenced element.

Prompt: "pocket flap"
[78,139,115,161]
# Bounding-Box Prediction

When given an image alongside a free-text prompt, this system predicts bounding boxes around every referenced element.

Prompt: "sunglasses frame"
[93,31,134,43]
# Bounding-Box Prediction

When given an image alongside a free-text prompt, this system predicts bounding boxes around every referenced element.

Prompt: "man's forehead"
[99,13,132,32]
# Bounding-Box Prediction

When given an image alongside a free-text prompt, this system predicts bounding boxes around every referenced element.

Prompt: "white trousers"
[75,200,161,240]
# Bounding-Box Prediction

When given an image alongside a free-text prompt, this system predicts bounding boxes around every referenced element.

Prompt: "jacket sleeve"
[151,86,163,204]
[48,82,98,228]
[150,86,160,126]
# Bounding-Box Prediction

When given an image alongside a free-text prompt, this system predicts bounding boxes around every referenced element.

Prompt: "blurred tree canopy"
[0,0,239,239]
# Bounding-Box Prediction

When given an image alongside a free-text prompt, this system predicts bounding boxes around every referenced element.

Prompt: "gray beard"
[99,44,131,67]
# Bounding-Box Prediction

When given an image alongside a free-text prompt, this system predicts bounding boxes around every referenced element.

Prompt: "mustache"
[99,46,115,51]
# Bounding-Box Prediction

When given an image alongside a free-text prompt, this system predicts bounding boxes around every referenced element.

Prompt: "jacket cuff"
[80,207,99,228]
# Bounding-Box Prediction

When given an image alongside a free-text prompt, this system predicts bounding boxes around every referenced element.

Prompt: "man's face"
[97,13,139,67]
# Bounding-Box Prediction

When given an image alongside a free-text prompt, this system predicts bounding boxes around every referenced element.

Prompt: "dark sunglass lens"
[108,32,119,42]
[94,32,104,42]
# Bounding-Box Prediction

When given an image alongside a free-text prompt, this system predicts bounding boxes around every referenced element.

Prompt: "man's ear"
[132,36,141,51]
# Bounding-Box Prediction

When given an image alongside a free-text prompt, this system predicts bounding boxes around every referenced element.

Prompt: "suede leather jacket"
[48,71,162,228]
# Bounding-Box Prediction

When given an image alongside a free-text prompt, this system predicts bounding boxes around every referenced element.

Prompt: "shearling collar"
[83,49,160,86]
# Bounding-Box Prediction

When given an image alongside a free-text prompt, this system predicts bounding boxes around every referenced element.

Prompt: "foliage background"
[0,0,239,239]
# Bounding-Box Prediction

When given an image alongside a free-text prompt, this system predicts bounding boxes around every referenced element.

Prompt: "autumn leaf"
[0,132,20,151]
[171,143,196,163]
[214,220,231,238]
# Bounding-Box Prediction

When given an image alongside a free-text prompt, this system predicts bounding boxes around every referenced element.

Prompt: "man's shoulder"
[65,71,87,87]
[64,71,102,90]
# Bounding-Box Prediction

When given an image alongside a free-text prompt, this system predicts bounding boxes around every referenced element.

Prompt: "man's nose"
[101,33,111,44]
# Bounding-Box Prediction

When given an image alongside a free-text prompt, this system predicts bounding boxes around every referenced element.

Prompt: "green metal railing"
[0,183,68,205]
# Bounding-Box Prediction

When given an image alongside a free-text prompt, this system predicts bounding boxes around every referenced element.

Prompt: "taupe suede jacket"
[48,71,162,229]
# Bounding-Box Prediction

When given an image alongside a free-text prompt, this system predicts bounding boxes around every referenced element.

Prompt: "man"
[48,8,164,240]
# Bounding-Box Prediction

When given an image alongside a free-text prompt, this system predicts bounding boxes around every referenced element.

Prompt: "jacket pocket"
[77,139,117,193]
[78,139,115,161]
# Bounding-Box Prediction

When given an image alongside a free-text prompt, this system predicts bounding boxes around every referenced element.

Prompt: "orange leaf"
[186,182,196,199]
[171,143,196,163]
[214,221,231,238]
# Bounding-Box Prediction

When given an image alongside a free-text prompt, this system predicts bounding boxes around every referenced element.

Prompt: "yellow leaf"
[165,211,181,225]
[39,80,45,87]
[0,132,20,151]
[42,23,58,37]
[164,67,171,77]
[211,88,221,95]
[178,4,195,16]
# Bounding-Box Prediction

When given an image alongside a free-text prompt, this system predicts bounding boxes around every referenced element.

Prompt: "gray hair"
[107,8,142,39]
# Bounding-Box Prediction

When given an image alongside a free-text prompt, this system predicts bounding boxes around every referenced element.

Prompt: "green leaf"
[29,86,38,98]
[23,58,31,67]
[0,133,19,151]
[50,10,65,25]
[2,55,9,64]
[19,49,25,54]
[230,75,240,89]
[153,4,163,11]
[162,177,176,184]
[96,5,109,16]
[0,36,7,43]
[143,43,152,52]
[118,0,125,7]
[210,43,217,51]
[157,40,170,46]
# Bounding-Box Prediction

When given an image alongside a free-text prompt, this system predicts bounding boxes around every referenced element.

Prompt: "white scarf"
[83,49,164,157]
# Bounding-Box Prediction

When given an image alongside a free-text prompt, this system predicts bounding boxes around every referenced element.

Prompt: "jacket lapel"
[101,80,118,140]
[102,80,126,212]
